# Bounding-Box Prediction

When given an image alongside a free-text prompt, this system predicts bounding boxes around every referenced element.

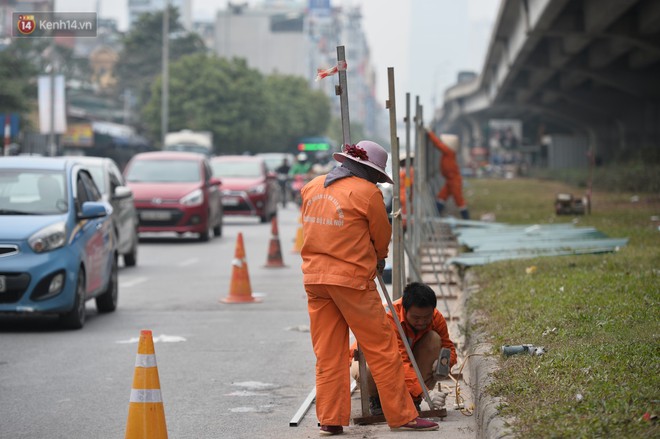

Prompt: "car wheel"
[199,228,210,242]
[259,213,268,223]
[60,269,86,330]
[123,229,138,267]
[96,255,118,313]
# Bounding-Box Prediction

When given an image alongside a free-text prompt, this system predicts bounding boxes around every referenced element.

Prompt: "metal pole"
[161,2,170,146]
[387,68,403,300]
[336,46,350,147]
[404,93,413,284]
[411,97,422,281]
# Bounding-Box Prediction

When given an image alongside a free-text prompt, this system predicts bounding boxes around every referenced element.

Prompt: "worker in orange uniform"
[350,282,457,415]
[399,154,414,230]
[426,130,470,219]
[301,140,439,435]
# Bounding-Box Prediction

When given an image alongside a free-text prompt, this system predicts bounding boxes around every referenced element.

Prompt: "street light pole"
[161,1,170,146]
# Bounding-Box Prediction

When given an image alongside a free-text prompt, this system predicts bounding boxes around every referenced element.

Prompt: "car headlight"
[28,221,67,253]
[248,183,266,195]
[181,189,204,206]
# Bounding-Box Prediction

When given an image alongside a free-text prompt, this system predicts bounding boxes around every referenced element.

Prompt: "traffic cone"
[125,330,168,439]
[221,232,261,303]
[292,215,304,253]
[264,215,286,268]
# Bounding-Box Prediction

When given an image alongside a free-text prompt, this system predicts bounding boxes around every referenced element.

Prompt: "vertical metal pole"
[161,2,170,146]
[387,68,402,301]
[336,46,351,147]
[404,93,413,285]
[411,97,422,281]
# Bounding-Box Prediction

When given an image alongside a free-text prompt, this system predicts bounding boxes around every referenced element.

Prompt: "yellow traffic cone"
[125,330,168,439]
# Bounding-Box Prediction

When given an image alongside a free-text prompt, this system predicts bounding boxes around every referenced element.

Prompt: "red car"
[210,155,279,223]
[123,151,223,241]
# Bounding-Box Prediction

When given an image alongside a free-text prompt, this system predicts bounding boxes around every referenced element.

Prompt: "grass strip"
[464,178,660,438]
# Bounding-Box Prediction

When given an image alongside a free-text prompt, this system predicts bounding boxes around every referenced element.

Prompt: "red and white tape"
[315,60,347,81]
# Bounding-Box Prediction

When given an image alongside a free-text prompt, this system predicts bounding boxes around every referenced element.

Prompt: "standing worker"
[301,140,439,435]
[426,130,470,219]
[350,282,457,415]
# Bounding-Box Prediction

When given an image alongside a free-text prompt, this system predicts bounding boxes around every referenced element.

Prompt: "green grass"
[464,178,660,438]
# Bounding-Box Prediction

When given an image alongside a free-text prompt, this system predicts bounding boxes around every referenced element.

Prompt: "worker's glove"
[376,259,385,274]
[430,390,449,409]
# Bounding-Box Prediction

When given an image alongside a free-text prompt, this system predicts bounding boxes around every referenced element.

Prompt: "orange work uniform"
[427,131,466,209]
[388,299,457,399]
[399,167,414,227]
[301,174,419,428]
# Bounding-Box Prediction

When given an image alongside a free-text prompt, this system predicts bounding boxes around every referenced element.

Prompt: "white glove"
[430,391,448,409]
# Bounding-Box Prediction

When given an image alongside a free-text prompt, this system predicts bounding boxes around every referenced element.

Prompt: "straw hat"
[440,134,460,151]
[333,140,393,184]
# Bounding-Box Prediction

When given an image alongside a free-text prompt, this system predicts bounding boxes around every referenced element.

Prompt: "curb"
[463,272,515,439]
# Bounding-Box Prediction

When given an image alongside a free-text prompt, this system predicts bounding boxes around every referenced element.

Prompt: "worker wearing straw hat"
[300,140,439,435]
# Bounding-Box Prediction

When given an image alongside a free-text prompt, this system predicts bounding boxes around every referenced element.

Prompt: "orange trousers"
[438,176,466,208]
[306,283,419,428]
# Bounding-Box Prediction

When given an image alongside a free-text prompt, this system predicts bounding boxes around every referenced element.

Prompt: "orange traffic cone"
[264,215,286,268]
[125,330,168,439]
[292,215,304,253]
[221,232,261,303]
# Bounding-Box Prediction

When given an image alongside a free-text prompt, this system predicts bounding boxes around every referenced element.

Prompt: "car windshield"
[0,169,68,215]
[211,161,262,178]
[126,160,201,183]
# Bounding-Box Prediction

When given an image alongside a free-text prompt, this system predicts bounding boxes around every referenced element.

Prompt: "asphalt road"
[0,205,478,438]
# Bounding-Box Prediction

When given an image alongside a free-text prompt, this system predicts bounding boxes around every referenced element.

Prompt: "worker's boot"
[435,201,445,216]
[460,208,470,220]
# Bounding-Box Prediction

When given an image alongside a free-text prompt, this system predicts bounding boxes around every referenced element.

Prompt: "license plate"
[141,210,171,221]
[0,275,6,293]
[222,198,239,206]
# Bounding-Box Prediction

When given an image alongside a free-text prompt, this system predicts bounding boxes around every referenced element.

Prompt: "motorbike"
[290,174,310,207]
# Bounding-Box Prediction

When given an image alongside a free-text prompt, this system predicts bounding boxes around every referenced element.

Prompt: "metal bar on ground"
[289,387,316,427]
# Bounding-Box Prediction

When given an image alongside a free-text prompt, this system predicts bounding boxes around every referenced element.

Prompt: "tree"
[142,55,270,153]
[263,74,331,151]
[115,6,205,108]
[142,54,332,154]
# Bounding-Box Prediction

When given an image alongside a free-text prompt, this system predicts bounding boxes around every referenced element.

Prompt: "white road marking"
[116,334,187,344]
[178,258,198,267]
[119,277,148,288]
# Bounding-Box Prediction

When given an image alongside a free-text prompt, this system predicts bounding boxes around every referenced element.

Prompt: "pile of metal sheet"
[440,218,628,267]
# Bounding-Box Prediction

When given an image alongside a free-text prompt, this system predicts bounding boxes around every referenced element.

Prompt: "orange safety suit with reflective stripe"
[388,299,457,399]
[301,174,419,428]
[427,131,466,209]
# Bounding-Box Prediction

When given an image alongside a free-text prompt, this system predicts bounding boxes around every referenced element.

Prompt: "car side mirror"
[113,185,133,200]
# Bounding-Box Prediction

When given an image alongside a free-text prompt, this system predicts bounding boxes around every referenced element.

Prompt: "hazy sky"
[55,0,500,113]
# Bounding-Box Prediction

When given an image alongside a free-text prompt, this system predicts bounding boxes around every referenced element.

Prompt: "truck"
[163,130,213,156]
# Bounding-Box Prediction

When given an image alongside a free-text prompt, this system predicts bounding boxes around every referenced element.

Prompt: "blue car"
[0,157,117,329]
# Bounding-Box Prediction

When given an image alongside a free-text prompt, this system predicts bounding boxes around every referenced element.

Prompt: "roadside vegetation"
[464,176,659,438]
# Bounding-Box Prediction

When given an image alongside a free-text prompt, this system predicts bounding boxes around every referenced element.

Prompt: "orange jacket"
[399,167,414,217]
[428,131,460,181]
[350,298,457,399]
[300,175,391,290]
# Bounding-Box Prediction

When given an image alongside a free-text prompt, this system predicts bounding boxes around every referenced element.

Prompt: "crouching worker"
[301,141,439,436]
[350,282,457,416]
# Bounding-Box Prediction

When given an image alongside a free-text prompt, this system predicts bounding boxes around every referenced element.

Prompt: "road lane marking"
[119,277,148,288]
[178,258,198,267]
[117,334,187,344]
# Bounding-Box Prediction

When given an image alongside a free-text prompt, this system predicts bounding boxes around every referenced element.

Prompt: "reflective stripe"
[130,389,162,403]
[135,354,157,368]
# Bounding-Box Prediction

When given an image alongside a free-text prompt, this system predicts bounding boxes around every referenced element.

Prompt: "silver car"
[71,156,139,267]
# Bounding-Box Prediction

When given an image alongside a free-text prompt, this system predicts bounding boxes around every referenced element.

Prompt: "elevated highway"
[435,0,660,166]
